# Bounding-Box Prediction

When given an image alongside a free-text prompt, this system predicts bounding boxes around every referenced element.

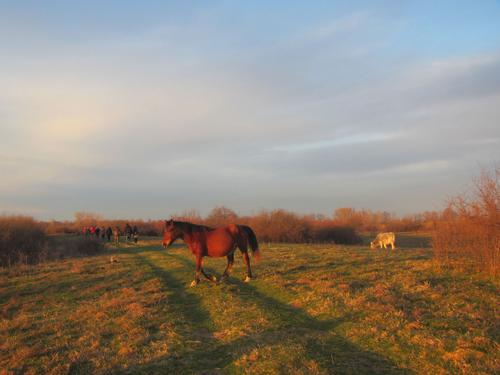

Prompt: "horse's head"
[162,219,183,248]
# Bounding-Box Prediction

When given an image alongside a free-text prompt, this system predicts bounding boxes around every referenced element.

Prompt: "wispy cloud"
[0,2,499,218]
[305,11,372,40]
[274,132,401,152]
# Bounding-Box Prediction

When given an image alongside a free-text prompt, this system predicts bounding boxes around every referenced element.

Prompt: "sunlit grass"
[1,238,498,374]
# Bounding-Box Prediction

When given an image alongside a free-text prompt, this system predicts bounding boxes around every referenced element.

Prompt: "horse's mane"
[172,221,213,233]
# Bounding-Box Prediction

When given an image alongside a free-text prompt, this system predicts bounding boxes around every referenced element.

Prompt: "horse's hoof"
[244,276,251,283]
[190,280,198,288]
[211,275,218,282]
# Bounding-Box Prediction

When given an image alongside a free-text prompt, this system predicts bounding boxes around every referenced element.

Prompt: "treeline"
[7,205,444,253]
[173,208,362,244]
[40,208,365,244]
[331,208,440,232]
[2,168,497,275]
[0,209,365,267]
[41,206,441,241]
[43,212,162,236]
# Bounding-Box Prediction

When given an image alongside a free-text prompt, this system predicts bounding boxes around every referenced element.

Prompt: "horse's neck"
[179,226,204,247]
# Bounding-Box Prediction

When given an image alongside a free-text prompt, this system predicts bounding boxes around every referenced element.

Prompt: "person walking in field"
[125,223,132,241]
[106,227,112,241]
[113,226,120,245]
[132,225,139,244]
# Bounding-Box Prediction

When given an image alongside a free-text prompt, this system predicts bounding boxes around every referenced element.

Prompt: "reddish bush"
[0,215,47,267]
[433,168,499,276]
[43,220,76,235]
[248,209,312,243]
[171,209,204,225]
[332,207,431,232]
[205,206,238,228]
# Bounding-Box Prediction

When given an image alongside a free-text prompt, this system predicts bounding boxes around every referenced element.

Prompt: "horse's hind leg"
[201,267,217,283]
[220,253,234,282]
[236,235,252,282]
[242,251,252,282]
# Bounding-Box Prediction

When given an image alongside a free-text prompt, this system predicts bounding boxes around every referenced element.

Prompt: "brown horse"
[162,220,260,287]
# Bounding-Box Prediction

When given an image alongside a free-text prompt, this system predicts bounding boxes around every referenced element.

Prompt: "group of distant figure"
[81,223,139,244]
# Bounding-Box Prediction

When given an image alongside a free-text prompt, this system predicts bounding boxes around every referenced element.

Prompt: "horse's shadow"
[115,248,413,374]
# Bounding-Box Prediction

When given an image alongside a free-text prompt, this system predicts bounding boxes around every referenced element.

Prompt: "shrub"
[205,206,238,228]
[433,168,499,276]
[0,215,47,267]
[43,220,77,235]
[312,221,362,244]
[75,237,105,256]
[247,210,313,243]
[133,220,160,236]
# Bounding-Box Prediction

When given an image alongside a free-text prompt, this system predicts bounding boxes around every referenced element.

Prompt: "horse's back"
[205,226,237,257]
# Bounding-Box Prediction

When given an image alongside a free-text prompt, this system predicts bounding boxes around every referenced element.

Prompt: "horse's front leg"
[191,255,203,287]
[220,253,235,283]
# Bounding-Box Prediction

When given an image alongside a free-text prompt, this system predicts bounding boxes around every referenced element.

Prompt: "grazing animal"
[370,232,396,250]
[162,220,260,287]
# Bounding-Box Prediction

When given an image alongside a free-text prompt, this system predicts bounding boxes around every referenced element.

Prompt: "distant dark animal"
[370,232,396,250]
[162,220,260,287]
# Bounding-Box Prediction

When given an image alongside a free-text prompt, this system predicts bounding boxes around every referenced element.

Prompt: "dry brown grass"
[1,238,498,374]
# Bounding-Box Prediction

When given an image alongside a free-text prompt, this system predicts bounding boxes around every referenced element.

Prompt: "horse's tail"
[239,225,260,261]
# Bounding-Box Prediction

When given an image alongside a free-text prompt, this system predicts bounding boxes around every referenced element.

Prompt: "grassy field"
[1,237,498,374]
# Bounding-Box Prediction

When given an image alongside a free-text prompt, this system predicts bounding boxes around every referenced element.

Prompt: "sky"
[1,0,499,220]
